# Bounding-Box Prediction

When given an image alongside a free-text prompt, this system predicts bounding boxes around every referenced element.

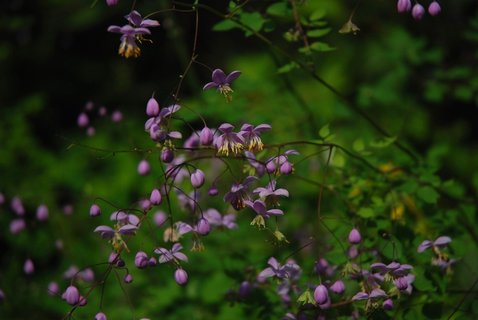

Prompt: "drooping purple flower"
[314,284,329,305]
[77,112,89,128]
[253,179,289,206]
[79,268,94,282]
[135,251,149,269]
[266,150,299,175]
[397,0,412,12]
[111,110,123,122]
[394,276,409,291]
[348,228,361,244]
[224,176,257,210]
[174,269,188,285]
[48,281,59,296]
[150,188,162,205]
[106,0,118,6]
[196,218,210,235]
[86,126,95,137]
[203,208,238,229]
[418,236,451,253]
[90,204,101,217]
[203,69,241,101]
[154,243,188,263]
[412,3,425,20]
[94,225,115,239]
[95,312,107,320]
[190,169,205,188]
[148,257,157,267]
[10,218,26,234]
[238,281,252,298]
[239,123,271,152]
[118,224,138,235]
[244,199,284,219]
[153,210,167,227]
[200,126,214,145]
[137,159,150,176]
[214,123,245,156]
[63,265,80,279]
[383,298,394,310]
[428,1,441,16]
[11,196,25,216]
[146,96,160,117]
[124,273,133,283]
[63,285,80,305]
[329,280,345,294]
[351,291,369,301]
[35,204,48,221]
[24,259,34,275]
[244,151,266,177]
[126,10,160,28]
[257,257,287,281]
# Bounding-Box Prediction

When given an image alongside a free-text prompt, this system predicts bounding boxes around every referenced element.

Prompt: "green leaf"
[352,139,365,152]
[310,9,326,21]
[307,28,331,38]
[213,20,237,32]
[369,136,397,148]
[266,2,290,17]
[277,62,298,74]
[240,12,265,34]
[319,124,330,138]
[416,186,440,204]
[309,41,335,52]
[357,207,375,218]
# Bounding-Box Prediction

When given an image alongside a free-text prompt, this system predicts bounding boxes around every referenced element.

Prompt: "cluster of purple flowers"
[418,236,455,272]
[77,101,123,137]
[397,0,441,20]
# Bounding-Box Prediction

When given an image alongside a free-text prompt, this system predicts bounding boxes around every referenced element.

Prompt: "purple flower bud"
[135,251,149,269]
[148,257,157,267]
[238,281,252,298]
[329,280,345,294]
[208,185,219,196]
[191,169,205,188]
[77,112,89,128]
[266,161,276,173]
[196,218,210,235]
[24,259,34,275]
[397,0,412,12]
[63,204,74,215]
[200,126,214,145]
[111,110,123,122]
[124,273,133,283]
[79,268,94,282]
[280,162,293,175]
[315,258,329,274]
[394,276,409,291]
[150,189,162,205]
[428,1,441,16]
[383,298,394,310]
[146,97,160,117]
[48,281,59,296]
[138,160,151,176]
[99,106,107,116]
[34,204,48,221]
[348,245,359,258]
[174,269,188,285]
[314,284,329,305]
[153,211,167,227]
[86,126,95,137]
[9,218,26,234]
[63,286,80,305]
[0,289,4,303]
[108,252,120,264]
[348,228,361,244]
[161,148,174,163]
[0,192,4,205]
[95,312,107,320]
[90,204,101,217]
[11,196,25,216]
[85,101,94,110]
[79,295,87,306]
[412,3,425,20]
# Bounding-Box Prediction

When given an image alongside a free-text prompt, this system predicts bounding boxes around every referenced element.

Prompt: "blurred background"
[1,0,478,319]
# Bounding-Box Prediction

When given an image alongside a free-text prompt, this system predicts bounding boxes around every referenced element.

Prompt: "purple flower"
[203,69,241,101]
[394,276,409,291]
[412,3,425,20]
[174,269,188,285]
[348,228,361,244]
[79,268,94,282]
[10,218,26,234]
[124,273,133,283]
[154,243,188,263]
[11,196,25,216]
[253,180,289,206]
[0,192,4,205]
[196,218,210,235]
[428,1,441,16]
[204,208,238,229]
[137,159,151,176]
[77,112,89,128]
[63,286,80,305]
[146,96,160,117]
[64,265,80,279]
[150,188,162,205]
[329,280,345,294]
[314,284,329,305]
[239,123,271,152]
[106,0,118,6]
[418,236,451,253]
[48,282,59,296]
[266,150,299,175]
[153,210,167,227]
[24,259,34,275]
[244,199,284,218]
[135,251,149,268]
[396,0,412,12]
[257,257,287,281]
[94,225,115,239]
[383,298,394,310]
[200,126,214,145]
[244,151,266,177]
[89,204,101,217]
[224,176,257,210]
[214,123,245,156]
[111,110,123,122]
[95,312,107,320]
[191,169,205,188]
[108,11,159,58]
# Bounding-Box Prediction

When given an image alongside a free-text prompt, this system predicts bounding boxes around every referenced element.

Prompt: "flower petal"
[225,71,241,84]
[211,69,226,84]
[141,19,160,27]
[417,240,433,253]
[351,292,369,301]
[203,82,218,90]
[126,10,143,26]
[107,25,122,33]
[433,236,452,247]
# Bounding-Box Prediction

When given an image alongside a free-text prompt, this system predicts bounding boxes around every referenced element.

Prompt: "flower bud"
[99,106,107,116]
[79,268,94,282]
[196,218,210,235]
[348,228,362,244]
[63,286,80,305]
[111,110,123,122]
[137,160,151,176]
[24,259,34,275]
[174,269,188,285]
[314,284,329,305]
[77,112,89,128]
[397,0,411,12]
[48,281,60,296]
[280,162,293,175]
[150,188,162,205]
[238,281,252,298]
[191,169,205,188]
[208,185,219,196]
[200,126,214,145]
[412,3,425,20]
[90,204,101,217]
[153,211,167,227]
[135,251,149,269]
[95,312,107,320]
[124,273,133,283]
[394,276,409,291]
[266,161,276,173]
[86,126,95,137]
[148,257,157,267]
[0,192,4,205]
[11,196,25,216]
[36,204,49,221]
[161,148,174,163]
[79,295,87,306]
[428,1,441,16]
[0,289,5,303]
[9,218,26,234]
[146,97,160,117]
[383,298,394,310]
[329,280,345,294]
